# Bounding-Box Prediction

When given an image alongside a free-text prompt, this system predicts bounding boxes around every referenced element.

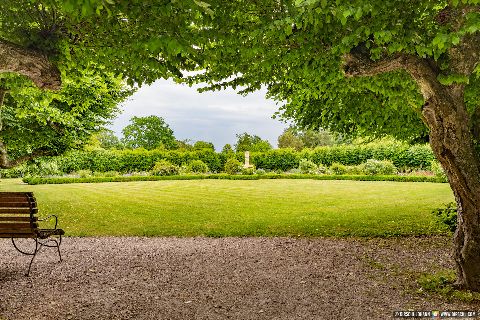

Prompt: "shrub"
[298,158,317,174]
[432,202,457,232]
[361,159,397,175]
[76,170,92,178]
[287,168,302,174]
[345,165,362,175]
[255,168,266,175]
[187,160,209,174]
[151,160,179,176]
[431,160,447,179]
[241,167,256,175]
[0,165,27,178]
[224,158,243,175]
[316,164,328,174]
[330,162,347,175]
[104,171,120,177]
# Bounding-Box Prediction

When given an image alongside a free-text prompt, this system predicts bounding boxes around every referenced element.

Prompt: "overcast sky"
[108,79,288,150]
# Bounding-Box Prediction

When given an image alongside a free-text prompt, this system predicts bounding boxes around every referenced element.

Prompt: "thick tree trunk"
[0,39,61,90]
[422,87,480,291]
[343,42,480,291]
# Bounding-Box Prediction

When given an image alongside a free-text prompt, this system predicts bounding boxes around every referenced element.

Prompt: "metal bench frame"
[0,192,64,275]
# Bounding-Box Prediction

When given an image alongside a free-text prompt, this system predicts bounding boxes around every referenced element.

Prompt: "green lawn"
[0,178,453,237]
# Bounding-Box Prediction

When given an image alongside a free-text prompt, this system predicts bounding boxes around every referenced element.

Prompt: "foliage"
[255,168,266,175]
[241,167,256,175]
[122,115,176,150]
[418,270,480,302]
[53,148,225,174]
[431,160,447,180]
[360,159,397,175]
[278,128,304,150]
[224,158,243,175]
[23,173,447,185]
[193,141,215,151]
[9,141,436,177]
[279,126,347,150]
[330,163,347,175]
[175,139,194,151]
[0,71,129,166]
[76,169,92,178]
[432,202,458,232]
[95,129,124,150]
[251,142,433,171]
[151,160,179,176]
[221,144,234,153]
[187,159,209,173]
[234,132,272,152]
[298,158,317,174]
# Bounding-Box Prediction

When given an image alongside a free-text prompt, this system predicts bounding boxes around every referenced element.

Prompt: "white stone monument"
[243,151,253,168]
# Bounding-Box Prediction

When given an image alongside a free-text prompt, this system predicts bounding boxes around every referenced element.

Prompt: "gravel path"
[0,236,478,320]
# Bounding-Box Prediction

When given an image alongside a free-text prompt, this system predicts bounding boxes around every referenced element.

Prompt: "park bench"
[0,192,64,275]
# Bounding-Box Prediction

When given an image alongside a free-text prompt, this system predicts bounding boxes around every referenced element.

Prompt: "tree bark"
[0,39,61,90]
[343,45,480,291]
[422,88,480,291]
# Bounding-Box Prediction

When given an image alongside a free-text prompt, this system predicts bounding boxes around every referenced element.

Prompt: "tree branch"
[342,49,443,101]
[0,141,53,169]
[0,39,61,90]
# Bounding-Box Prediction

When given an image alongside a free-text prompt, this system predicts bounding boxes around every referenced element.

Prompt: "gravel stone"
[0,236,478,320]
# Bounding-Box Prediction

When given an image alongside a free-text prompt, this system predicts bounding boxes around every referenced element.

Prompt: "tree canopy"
[234,132,273,152]
[0,71,128,167]
[2,0,480,291]
[122,115,176,150]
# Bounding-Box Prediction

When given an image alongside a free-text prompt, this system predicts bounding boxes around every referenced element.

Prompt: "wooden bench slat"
[0,192,31,196]
[0,222,36,229]
[0,208,36,214]
[0,233,36,238]
[0,202,32,208]
[0,217,37,222]
[0,197,28,201]
[0,228,36,234]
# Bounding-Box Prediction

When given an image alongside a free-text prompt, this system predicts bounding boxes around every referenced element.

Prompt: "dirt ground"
[0,236,478,320]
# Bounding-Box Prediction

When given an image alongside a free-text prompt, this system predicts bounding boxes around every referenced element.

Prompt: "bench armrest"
[38,215,59,229]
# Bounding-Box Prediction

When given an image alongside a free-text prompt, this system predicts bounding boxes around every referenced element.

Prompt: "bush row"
[2,142,436,178]
[250,143,434,171]
[23,173,446,185]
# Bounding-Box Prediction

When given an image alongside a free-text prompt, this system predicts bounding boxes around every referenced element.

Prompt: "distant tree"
[300,129,336,148]
[175,139,194,151]
[251,140,273,152]
[278,128,304,151]
[96,129,123,150]
[221,144,234,153]
[122,116,176,150]
[193,140,215,151]
[234,133,272,152]
[221,143,235,158]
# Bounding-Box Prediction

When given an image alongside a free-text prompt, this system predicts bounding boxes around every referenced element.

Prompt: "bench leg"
[12,237,60,276]
[26,239,40,277]
[52,236,62,262]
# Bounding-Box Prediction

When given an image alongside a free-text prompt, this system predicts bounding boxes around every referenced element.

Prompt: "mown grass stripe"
[0,179,452,237]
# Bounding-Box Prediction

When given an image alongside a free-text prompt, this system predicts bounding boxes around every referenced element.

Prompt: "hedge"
[55,149,226,174]
[250,143,434,171]
[22,174,446,185]
[2,141,436,178]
